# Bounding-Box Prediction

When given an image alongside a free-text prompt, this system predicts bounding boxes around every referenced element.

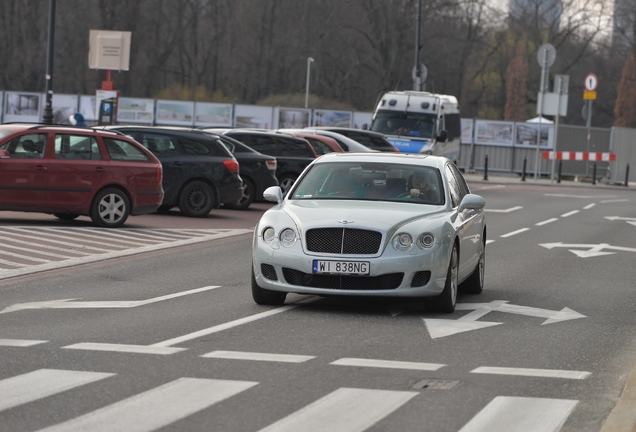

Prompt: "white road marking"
[1,285,222,314]
[560,210,579,217]
[457,396,578,432]
[202,350,315,363]
[330,357,445,371]
[152,298,317,348]
[37,378,258,432]
[486,240,495,245]
[500,228,529,238]
[257,387,418,432]
[536,218,558,226]
[601,199,629,203]
[473,185,506,191]
[471,366,591,380]
[605,216,636,222]
[484,206,523,213]
[0,228,253,280]
[545,193,614,199]
[540,242,636,258]
[583,203,596,209]
[0,369,114,412]
[0,339,48,347]
[63,343,186,355]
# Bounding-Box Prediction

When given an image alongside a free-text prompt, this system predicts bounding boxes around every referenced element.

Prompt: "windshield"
[371,111,437,139]
[290,162,444,205]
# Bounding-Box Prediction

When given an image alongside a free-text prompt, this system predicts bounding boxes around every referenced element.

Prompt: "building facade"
[613,0,635,51]
[509,0,563,30]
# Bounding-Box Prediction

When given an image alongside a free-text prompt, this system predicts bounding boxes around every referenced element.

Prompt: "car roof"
[0,123,128,137]
[288,129,378,152]
[313,152,447,169]
[310,126,386,137]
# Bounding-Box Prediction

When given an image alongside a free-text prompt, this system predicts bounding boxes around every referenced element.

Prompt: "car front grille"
[411,271,431,287]
[261,264,278,281]
[282,268,402,290]
[305,228,382,254]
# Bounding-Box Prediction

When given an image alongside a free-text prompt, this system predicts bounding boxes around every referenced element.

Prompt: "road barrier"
[542,151,617,162]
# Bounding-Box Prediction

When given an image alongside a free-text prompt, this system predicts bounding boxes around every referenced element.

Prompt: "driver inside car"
[406,171,439,202]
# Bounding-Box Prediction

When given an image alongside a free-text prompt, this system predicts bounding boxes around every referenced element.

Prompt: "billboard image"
[312,110,352,127]
[156,100,194,126]
[474,120,514,147]
[194,102,233,127]
[353,111,372,129]
[4,92,41,123]
[461,118,474,144]
[515,122,554,149]
[117,98,154,123]
[274,107,311,129]
[234,105,273,129]
[49,94,79,125]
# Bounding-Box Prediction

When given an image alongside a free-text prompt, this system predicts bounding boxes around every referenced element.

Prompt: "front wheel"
[428,244,458,313]
[278,175,297,197]
[178,181,215,217]
[251,267,286,305]
[90,188,130,228]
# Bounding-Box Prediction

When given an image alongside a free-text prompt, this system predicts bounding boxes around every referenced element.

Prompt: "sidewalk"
[463,170,636,191]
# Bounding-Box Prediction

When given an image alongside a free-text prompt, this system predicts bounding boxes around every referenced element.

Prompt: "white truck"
[370,91,461,162]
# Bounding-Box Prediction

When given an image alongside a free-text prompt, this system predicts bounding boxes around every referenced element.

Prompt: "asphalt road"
[1,181,635,432]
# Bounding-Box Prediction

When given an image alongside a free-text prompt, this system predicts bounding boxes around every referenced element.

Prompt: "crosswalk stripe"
[3,228,112,252]
[457,396,578,432]
[257,388,418,432]
[31,227,146,247]
[0,369,114,412]
[37,378,258,432]
[202,350,315,363]
[331,357,445,371]
[471,366,590,380]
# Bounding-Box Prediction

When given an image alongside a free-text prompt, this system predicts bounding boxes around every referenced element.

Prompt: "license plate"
[313,260,370,275]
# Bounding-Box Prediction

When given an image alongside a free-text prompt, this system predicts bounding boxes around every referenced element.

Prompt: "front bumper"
[252,236,449,298]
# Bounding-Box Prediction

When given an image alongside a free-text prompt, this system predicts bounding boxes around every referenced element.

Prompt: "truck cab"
[370,91,461,162]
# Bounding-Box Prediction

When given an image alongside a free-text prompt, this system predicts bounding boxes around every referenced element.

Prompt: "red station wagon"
[0,124,164,228]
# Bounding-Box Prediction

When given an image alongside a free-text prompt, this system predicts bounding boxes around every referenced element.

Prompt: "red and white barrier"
[542,151,616,162]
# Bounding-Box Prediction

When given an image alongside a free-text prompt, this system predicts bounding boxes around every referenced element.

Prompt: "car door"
[445,163,481,279]
[133,132,183,205]
[46,133,106,211]
[0,132,49,209]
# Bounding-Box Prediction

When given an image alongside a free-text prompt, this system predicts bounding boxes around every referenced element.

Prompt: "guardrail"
[542,151,617,184]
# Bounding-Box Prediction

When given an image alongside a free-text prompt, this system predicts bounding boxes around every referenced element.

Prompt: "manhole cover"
[411,379,460,390]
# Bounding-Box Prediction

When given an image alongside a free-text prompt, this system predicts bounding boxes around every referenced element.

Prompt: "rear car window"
[180,138,211,156]
[55,135,101,160]
[305,138,333,155]
[139,133,178,156]
[104,138,151,161]
[276,137,314,157]
[0,133,47,158]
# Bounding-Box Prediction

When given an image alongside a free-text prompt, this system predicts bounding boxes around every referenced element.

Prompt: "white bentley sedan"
[251,153,486,313]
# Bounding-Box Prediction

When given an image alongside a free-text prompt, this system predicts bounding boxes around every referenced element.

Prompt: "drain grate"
[411,379,461,390]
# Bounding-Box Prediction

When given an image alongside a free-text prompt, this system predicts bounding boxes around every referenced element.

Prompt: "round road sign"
[536,44,556,67]
[584,73,598,91]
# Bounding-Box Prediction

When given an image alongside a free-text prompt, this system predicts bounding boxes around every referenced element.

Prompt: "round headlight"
[279,228,297,247]
[418,233,435,248]
[262,227,275,243]
[392,233,413,251]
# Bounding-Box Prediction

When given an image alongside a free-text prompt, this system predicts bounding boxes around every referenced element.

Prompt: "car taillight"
[266,160,277,171]
[393,147,400,152]
[223,159,240,173]
[156,165,163,184]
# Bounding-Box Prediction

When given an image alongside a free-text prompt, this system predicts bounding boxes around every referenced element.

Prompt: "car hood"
[282,199,446,233]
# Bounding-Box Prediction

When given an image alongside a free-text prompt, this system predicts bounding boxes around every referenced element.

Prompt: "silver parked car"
[251,153,486,313]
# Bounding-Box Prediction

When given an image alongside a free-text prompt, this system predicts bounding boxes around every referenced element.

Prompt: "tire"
[459,238,485,294]
[53,213,80,221]
[251,266,286,305]
[89,188,130,228]
[178,181,215,217]
[429,244,458,313]
[278,175,297,197]
[224,178,254,210]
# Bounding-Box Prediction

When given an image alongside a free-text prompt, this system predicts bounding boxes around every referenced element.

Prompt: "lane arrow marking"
[0,286,221,314]
[540,242,636,258]
[484,206,523,213]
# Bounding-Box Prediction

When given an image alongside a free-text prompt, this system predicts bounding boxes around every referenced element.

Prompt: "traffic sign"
[583,91,597,100]
[584,73,598,91]
[537,44,556,67]
[412,63,428,83]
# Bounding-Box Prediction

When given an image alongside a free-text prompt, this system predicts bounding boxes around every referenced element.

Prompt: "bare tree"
[614,54,636,127]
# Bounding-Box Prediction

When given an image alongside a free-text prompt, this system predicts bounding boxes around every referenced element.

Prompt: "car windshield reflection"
[290,162,445,205]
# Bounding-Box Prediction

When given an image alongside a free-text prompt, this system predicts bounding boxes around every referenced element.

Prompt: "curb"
[599,365,636,432]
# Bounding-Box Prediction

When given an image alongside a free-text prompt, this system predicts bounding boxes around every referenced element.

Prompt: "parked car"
[213,129,318,196]
[0,123,164,227]
[282,131,344,155]
[251,153,486,313]
[201,131,279,209]
[308,127,399,152]
[105,126,242,216]
[279,129,377,153]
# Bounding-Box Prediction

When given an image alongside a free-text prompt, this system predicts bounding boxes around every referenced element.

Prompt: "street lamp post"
[305,57,314,109]
[42,0,57,125]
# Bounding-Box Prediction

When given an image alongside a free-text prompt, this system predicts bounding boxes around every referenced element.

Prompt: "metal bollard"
[521,157,527,181]
[626,164,630,187]
[557,160,562,183]
[484,155,488,181]
[592,162,596,185]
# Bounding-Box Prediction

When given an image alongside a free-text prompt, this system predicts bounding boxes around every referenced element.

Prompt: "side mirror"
[361,123,368,130]
[458,194,485,212]
[263,186,284,204]
[437,130,448,143]
[0,149,9,159]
